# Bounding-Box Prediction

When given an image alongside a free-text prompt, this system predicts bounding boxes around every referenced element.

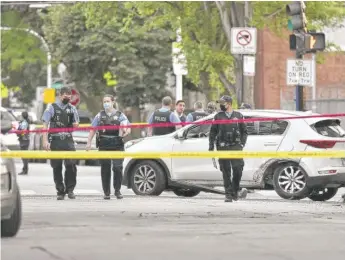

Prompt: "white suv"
[122,110,345,201]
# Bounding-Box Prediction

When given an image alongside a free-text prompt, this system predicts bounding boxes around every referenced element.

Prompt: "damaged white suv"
[122,110,345,201]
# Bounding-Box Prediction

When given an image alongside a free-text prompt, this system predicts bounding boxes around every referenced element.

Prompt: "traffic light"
[286,1,307,32]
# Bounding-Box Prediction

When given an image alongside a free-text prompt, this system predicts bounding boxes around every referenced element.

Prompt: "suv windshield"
[311,119,345,138]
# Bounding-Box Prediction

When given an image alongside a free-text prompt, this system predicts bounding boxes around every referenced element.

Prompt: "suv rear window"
[245,117,288,135]
[311,119,345,137]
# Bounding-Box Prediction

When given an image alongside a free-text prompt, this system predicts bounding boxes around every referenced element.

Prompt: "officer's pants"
[19,141,29,173]
[218,144,244,197]
[99,146,123,195]
[50,138,77,195]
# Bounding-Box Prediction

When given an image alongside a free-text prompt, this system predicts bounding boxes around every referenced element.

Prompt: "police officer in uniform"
[147,96,181,136]
[186,101,209,122]
[42,87,80,200]
[207,101,217,114]
[209,95,248,202]
[17,111,30,175]
[174,100,186,122]
[86,94,131,200]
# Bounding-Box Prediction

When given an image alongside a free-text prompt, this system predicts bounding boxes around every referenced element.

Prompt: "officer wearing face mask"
[207,101,217,114]
[209,95,248,202]
[86,94,131,200]
[17,111,31,175]
[42,86,80,200]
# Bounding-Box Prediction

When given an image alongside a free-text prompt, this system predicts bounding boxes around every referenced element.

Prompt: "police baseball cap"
[216,95,232,104]
[240,103,252,109]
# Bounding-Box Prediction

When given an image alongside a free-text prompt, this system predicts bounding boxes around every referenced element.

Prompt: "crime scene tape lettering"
[1,151,344,159]
[9,113,345,134]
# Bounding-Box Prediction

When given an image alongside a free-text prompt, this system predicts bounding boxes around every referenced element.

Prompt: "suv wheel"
[273,163,310,200]
[308,187,338,201]
[130,160,167,196]
[172,189,200,197]
[1,189,22,237]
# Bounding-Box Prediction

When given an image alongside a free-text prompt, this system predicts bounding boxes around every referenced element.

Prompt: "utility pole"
[242,1,255,108]
[286,1,325,111]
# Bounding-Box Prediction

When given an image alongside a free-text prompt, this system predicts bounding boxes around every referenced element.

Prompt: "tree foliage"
[42,2,173,115]
[81,1,345,105]
[1,6,47,106]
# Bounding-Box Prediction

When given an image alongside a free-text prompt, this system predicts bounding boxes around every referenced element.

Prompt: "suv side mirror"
[176,131,185,140]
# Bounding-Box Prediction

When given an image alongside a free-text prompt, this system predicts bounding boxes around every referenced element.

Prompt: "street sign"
[70,88,80,106]
[243,56,256,76]
[286,59,314,86]
[231,27,257,54]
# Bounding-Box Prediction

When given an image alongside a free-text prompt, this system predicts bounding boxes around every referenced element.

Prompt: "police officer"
[174,100,186,122]
[42,86,80,200]
[86,94,131,200]
[186,101,209,122]
[17,111,30,175]
[147,96,181,136]
[209,95,248,202]
[207,101,217,114]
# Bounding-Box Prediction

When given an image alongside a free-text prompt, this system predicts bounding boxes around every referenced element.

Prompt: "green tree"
[1,5,47,106]
[44,2,174,124]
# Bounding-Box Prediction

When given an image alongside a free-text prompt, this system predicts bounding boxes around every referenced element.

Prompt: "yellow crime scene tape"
[1,151,344,159]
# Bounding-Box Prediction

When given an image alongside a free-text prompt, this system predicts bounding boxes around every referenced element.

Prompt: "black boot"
[115,191,123,199]
[225,194,233,202]
[104,194,111,200]
[18,170,28,175]
[57,194,65,200]
[67,191,76,199]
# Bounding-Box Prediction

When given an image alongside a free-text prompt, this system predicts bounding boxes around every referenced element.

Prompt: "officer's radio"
[96,132,100,148]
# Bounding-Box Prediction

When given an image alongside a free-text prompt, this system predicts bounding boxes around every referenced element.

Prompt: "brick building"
[254,28,345,112]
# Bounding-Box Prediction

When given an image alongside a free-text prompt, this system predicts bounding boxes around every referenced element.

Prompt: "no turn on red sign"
[231,27,257,55]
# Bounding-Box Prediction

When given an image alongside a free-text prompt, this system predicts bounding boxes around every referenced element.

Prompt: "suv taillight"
[300,140,337,149]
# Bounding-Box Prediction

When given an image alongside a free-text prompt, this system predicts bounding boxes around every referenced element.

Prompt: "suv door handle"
[264,142,278,146]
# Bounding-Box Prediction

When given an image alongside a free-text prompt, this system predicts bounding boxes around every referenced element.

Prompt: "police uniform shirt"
[186,109,208,122]
[42,100,80,125]
[18,120,29,131]
[92,109,131,130]
[147,108,181,124]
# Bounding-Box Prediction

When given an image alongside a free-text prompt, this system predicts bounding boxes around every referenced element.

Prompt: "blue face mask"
[103,102,112,110]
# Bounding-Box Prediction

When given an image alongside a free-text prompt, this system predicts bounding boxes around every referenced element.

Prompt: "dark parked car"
[1,119,22,237]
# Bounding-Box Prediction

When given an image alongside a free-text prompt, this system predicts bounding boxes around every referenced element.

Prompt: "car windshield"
[311,119,345,138]
[1,111,17,121]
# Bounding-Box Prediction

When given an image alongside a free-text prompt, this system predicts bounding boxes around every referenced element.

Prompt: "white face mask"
[103,102,112,110]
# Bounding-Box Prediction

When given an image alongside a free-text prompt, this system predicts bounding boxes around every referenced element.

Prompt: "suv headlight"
[125,138,144,150]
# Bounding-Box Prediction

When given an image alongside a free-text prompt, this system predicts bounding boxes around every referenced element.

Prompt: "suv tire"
[172,189,200,197]
[308,187,338,201]
[130,160,167,196]
[1,189,22,237]
[273,163,310,200]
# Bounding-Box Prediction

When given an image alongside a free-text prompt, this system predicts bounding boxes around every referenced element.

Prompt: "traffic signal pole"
[295,52,304,111]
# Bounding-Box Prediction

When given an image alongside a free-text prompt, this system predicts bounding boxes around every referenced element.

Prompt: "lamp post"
[1,26,52,89]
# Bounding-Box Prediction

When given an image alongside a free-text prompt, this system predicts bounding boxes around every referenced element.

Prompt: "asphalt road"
[1,162,345,260]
